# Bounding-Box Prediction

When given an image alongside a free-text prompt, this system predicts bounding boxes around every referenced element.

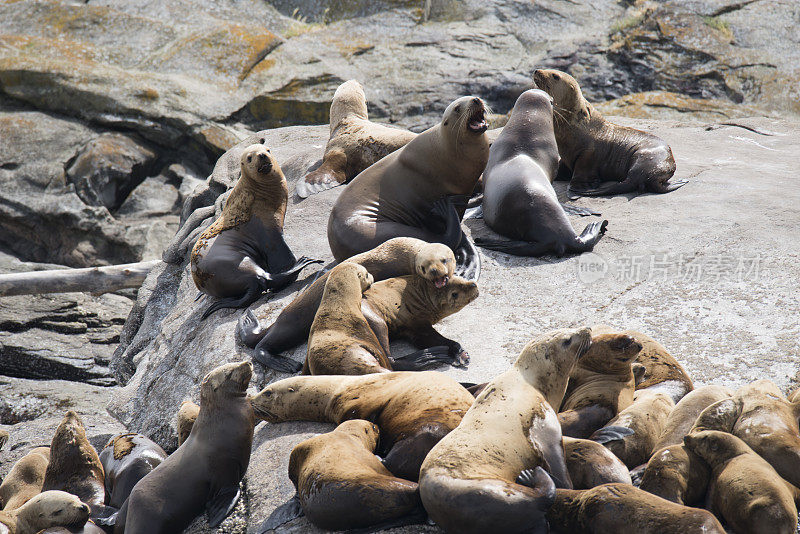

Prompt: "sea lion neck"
[241,170,288,229]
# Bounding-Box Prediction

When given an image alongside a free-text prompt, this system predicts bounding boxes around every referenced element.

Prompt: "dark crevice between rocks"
[709,0,763,17]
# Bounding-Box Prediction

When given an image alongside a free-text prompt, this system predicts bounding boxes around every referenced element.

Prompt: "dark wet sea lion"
[296,79,416,198]
[191,144,321,319]
[327,95,490,280]
[0,447,50,511]
[419,328,592,534]
[534,69,685,197]
[98,434,166,508]
[476,89,607,256]
[114,361,254,533]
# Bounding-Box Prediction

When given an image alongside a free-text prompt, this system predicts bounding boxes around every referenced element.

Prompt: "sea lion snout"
[257,152,273,174]
[467,98,488,133]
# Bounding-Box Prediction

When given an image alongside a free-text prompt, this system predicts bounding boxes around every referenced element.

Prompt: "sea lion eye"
[441,258,448,263]
[553,73,561,79]
[421,266,426,273]
[455,105,462,113]
[264,390,273,397]
[451,291,458,299]
[259,138,265,144]
[562,338,571,347]
[247,155,252,162]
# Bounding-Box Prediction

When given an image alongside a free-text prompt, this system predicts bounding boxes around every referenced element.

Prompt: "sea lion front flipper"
[390,346,451,371]
[206,484,241,528]
[237,309,268,347]
[559,202,600,217]
[590,425,636,444]
[651,178,688,193]
[425,196,463,249]
[253,346,303,374]
[257,494,304,533]
[408,325,469,367]
[453,232,481,281]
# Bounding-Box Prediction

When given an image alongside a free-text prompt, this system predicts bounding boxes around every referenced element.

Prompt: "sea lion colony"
[1,72,795,534]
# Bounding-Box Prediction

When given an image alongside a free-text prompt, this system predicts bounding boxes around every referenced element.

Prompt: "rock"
[595,91,765,122]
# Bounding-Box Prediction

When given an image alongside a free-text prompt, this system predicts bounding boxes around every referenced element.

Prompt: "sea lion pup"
[651,384,733,453]
[238,238,455,372]
[558,332,643,438]
[546,483,725,534]
[685,430,800,534]
[534,68,685,197]
[251,371,475,482]
[591,390,674,468]
[266,420,424,532]
[41,412,105,511]
[0,448,50,510]
[691,379,800,488]
[176,400,200,446]
[328,95,491,280]
[191,144,321,319]
[98,434,167,508]
[639,443,710,505]
[476,89,607,256]
[0,490,90,534]
[418,327,592,534]
[114,361,254,533]
[296,80,417,198]
[563,437,631,489]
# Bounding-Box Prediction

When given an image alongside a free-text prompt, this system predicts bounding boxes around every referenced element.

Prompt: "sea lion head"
[51,411,87,451]
[533,69,590,122]
[240,144,281,183]
[515,327,593,408]
[201,360,253,401]
[579,332,642,373]
[336,419,380,450]
[684,430,750,467]
[251,376,318,423]
[330,262,374,293]
[442,95,489,136]
[415,243,455,288]
[430,276,479,317]
[514,88,554,114]
[330,79,368,126]
[18,490,90,531]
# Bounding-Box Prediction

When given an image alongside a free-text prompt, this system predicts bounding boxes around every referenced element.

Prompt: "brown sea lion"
[591,390,674,468]
[0,448,50,510]
[270,420,423,532]
[558,331,642,438]
[296,80,417,198]
[685,430,800,534]
[475,89,607,256]
[328,95,491,280]
[190,144,321,319]
[41,412,105,510]
[546,483,725,534]
[639,443,709,506]
[38,523,106,534]
[652,384,733,453]
[251,371,475,482]
[98,434,167,508]
[691,379,800,488]
[418,327,592,534]
[563,437,631,489]
[533,68,685,197]
[0,491,90,534]
[114,361,254,533]
[238,238,456,372]
[176,400,200,447]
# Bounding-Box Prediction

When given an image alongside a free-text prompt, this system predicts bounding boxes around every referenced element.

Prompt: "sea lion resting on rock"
[238,238,456,371]
[251,371,475,482]
[98,434,167,509]
[0,491,91,534]
[419,327,592,534]
[534,69,685,196]
[563,437,631,489]
[262,420,423,532]
[546,483,725,534]
[476,89,607,256]
[328,95,491,280]
[0,448,50,511]
[639,443,710,506]
[685,430,800,534]
[191,144,321,319]
[114,361,254,533]
[296,79,417,198]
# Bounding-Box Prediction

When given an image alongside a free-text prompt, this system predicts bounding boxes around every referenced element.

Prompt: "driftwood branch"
[0,260,160,297]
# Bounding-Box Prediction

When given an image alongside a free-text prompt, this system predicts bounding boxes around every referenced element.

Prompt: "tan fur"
[0,490,89,534]
[176,401,200,446]
[652,384,733,453]
[563,437,631,489]
[0,448,50,510]
[639,443,710,506]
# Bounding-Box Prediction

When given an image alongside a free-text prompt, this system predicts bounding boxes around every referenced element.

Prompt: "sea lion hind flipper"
[237,309,267,348]
[590,425,636,444]
[568,181,635,197]
[453,233,481,281]
[475,237,553,257]
[390,346,452,371]
[263,256,324,292]
[560,202,600,217]
[574,220,608,250]
[206,484,242,528]
[201,283,263,320]
[253,346,302,374]
[257,494,304,533]
[515,466,557,505]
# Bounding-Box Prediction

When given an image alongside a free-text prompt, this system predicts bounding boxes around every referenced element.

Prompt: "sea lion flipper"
[575,220,609,251]
[653,179,688,193]
[297,156,348,199]
[237,309,267,348]
[463,204,484,220]
[206,484,241,528]
[253,346,302,374]
[453,233,481,281]
[257,494,304,533]
[474,237,552,257]
[201,283,263,320]
[390,346,452,371]
[560,202,600,217]
[264,257,324,292]
[590,425,636,444]
[515,466,557,505]
[425,196,463,249]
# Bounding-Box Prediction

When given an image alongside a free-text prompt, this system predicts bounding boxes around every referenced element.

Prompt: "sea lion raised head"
[441,95,489,137]
[251,376,314,423]
[11,490,90,534]
[533,69,590,123]
[580,333,642,372]
[328,79,368,128]
[414,243,455,288]
[428,276,479,317]
[200,360,253,402]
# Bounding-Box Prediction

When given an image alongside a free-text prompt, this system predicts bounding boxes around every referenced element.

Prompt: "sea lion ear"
[632,363,646,385]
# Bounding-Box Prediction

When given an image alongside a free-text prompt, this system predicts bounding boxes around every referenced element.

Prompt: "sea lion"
[418,327,592,534]
[38,523,106,534]
[176,400,200,446]
[591,390,674,468]
[296,80,417,198]
[563,437,631,489]
[238,238,456,372]
[533,68,685,196]
[691,379,800,488]
[41,412,105,509]
[327,95,490,280]
[0,491,90,534]
[190,144,321,319]
[639,443,709,506]
[0,448,50,510]
[98,434,167,508]
[475,89,607,256]
[546,483,725,534]
[651,384,733,453]
[114,361,254,533]
[558,332,643,438]
[685,430,800,534]
[251,371,475,482]
[275,420,423,531]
